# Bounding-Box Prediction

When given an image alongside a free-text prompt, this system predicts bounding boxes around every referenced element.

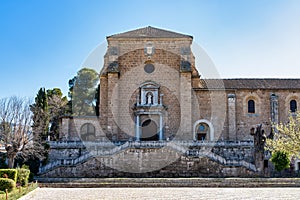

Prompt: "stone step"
[36,178,300,188]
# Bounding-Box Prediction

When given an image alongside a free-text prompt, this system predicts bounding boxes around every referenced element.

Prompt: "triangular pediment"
[107,26,192,39]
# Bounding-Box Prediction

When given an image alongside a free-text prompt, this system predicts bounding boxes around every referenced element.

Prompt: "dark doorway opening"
[141,119,159,141]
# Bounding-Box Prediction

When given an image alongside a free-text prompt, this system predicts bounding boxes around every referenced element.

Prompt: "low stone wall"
[36,178,300,188]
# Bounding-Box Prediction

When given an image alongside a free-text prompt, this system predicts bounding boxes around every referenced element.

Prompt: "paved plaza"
[20,187,300,200]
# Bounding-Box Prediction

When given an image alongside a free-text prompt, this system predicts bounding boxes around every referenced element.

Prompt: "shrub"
[16,168,30,186]
[0,178,16,192]
[271,151,290,172]
[0,169,18,182]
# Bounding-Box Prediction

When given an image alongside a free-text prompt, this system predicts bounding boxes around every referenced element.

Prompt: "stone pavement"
[20,187,300,200]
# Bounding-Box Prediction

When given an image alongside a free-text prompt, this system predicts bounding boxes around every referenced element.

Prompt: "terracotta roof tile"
[199,79,300,89]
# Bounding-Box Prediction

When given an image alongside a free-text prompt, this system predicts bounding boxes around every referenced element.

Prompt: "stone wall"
[98,36,198,141]
[59,117,106,141]
[192,88,300,143]
[234,89,300,140]
[40,155,255,178]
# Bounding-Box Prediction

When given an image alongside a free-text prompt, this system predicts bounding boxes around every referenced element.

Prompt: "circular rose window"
[144,63,155,73]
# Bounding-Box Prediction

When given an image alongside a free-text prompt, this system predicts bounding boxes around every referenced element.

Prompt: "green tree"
[47,88,68,140]
[30,88,49,141]
[68,68,99,116]
[28,87,68,171]
[31,87,68,141]
[270,151,290,172]
[265,112,300,157]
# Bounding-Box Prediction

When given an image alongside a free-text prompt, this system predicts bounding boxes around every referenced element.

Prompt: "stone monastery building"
[40,27,300,178]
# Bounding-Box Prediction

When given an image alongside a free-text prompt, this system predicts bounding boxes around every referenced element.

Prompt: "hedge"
[17,168,30,186]
[0,169,17,182]
[0,178,16,192]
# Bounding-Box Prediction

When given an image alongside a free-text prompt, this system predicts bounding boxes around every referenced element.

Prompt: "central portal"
[133,81,165,141]
[141,119,159,141]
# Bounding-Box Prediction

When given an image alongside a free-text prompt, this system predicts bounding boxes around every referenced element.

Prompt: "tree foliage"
[30,88,68,141]
[28,88,68,171]
[270,151,290,172]
[47,88,68,140]
[265,112,300,157]
[30,88,49,141]
[68,68,99,116]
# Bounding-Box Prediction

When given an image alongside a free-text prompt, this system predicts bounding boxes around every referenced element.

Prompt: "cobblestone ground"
[20,187,300,200]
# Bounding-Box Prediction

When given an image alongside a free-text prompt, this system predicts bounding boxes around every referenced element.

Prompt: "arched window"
[290,100,297,113]
[248,100,255,113]
[80,123,95,141]
[196,123,209,141]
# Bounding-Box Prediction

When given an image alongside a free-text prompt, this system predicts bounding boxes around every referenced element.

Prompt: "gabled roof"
[107,26,193,39]
[199,79,300,90]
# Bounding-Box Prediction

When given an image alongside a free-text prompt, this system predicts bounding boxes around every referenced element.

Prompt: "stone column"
[135,115,140,141]
[270,93,279,130]
[180,72,192,139]
[107,73,119,138]
[99,76,108,128]
[227,94,236,141]
[60,117,70,141]
[160,94,163,106]
[159,114,163,141]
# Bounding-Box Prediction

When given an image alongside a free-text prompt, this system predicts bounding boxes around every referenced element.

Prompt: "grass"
[0,182,38,200]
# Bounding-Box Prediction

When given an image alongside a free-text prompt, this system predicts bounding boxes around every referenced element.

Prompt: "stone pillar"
[159,114,163,141]
[135,115,140,141]
[159,94,163,106]
[270,93,279,132]
[227,94,236,141]
[60,117,70,141]
[107,72,119,138]
[180,72,192,139]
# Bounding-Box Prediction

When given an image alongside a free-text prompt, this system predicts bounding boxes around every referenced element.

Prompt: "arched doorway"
[196,123,209,141]
[193,119,214,141]
[141,119,159,141]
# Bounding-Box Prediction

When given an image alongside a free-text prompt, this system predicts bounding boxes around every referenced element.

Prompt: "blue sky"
[1,0,300,99]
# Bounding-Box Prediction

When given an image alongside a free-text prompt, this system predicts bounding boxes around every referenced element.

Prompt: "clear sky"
[1,0,300,99]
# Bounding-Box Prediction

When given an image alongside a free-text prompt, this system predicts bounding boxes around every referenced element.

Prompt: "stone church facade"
[39,27,300,178]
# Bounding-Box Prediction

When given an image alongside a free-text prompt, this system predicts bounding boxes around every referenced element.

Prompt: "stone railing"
[39,152,93,174]
[40,140,255,174]
[48,140,254,149]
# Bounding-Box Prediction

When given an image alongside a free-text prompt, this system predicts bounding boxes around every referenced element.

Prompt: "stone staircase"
[39,140,257,174]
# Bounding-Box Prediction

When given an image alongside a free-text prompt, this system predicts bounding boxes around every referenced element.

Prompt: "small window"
[144,63,155,73]
[199,124,205,132]
[80,123,95,141]
[248,100,255,113]
[196,123,209,141]
[290,100,297,113]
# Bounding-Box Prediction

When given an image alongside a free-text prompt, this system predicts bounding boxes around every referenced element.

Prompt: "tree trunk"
[7,154,15,168]
[6,146,17,168]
